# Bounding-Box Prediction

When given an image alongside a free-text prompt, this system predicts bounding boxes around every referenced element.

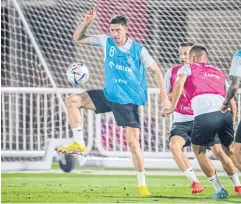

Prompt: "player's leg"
[169,122,203,194]
[211,144,241,194]
[192,144,228,199]
[235,122,241,169]
[169,136,190,170]
[191,112,228,199]
[169,124,190,171]
[211,145,236,175]
[125,127,150,195]
[192,145,214,176]
[125,127,143,172]
[216,111,241,194]
[112,103,150,196]
[235,143,241,168]
[58,90,111,154]
[222,143,241,171]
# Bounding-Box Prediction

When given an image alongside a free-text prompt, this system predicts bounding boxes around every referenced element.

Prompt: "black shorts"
[87,89,140,128]
[235,122,241,143]
[191,111,234,147]
[169,121,193,147]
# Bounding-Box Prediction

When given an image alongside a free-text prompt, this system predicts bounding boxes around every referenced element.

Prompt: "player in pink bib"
[162,45,241,198]
[165,42,204,194]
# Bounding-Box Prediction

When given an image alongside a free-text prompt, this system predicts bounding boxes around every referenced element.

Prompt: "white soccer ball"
[66,63,89,85]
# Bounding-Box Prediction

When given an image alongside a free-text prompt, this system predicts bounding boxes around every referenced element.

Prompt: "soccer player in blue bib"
[57,9,170,195]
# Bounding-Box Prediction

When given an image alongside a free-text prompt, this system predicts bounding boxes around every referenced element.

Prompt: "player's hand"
[84,8,96,24]
[220,104,229,113]
[160,106,174,117]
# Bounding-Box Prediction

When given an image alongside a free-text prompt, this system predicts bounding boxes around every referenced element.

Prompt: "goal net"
[1,0,241,170]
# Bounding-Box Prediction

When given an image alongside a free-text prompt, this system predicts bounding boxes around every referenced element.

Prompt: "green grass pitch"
[2,173,241,203]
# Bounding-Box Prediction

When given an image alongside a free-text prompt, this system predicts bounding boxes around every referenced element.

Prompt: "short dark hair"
[179,42,194,47]
[189,44,208,55]
[110,15,127,26]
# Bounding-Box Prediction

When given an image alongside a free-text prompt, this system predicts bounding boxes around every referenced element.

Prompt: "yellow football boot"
[57,141,87,155]
[138,186,151,196]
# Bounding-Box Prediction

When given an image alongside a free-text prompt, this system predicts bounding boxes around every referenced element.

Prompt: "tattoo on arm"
[223,76,241,105]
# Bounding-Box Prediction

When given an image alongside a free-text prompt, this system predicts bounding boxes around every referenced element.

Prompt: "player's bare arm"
[161,74,187,115]
[166,90,185,101]
[229,98,237,122]
[150,63,171,108]
[170,74,187,111]
[221,76,241,112]
[167,92,172,100]
[73,8,96,44]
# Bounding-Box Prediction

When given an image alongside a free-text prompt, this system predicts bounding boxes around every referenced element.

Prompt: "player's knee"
[234,144,241,157]
[214,150,225,160]
[169,142,181,153]
[234,151,241,164]
[65,94,83,108]
[227,145,235,156]
[65,94,76,105]
[128,140,140,153]
[192,145,206,156]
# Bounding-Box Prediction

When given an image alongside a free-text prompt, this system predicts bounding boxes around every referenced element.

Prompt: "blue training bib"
[103,37,147,105]
[235,50,241,57]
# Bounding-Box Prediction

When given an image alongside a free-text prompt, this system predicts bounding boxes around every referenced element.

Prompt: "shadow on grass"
[101,195,240,203]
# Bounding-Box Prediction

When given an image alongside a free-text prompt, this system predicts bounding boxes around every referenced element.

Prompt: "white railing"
[1,88,177,158]
[1,87,241,170]
[1,88,94,155]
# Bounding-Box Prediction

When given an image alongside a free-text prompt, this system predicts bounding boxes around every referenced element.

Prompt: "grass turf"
[2,173,241,203]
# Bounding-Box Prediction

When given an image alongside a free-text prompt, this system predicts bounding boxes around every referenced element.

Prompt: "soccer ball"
[66,63,89,85]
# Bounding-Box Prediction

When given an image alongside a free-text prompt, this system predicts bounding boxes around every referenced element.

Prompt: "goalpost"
[1,0,241,171]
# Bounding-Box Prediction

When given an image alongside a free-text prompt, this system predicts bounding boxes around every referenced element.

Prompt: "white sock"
[208,174,223,192]
[229,173,241,187]
[184,167,199,183]
[72,127,85,145]
[136,172,146,187]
